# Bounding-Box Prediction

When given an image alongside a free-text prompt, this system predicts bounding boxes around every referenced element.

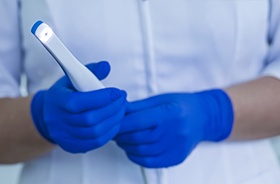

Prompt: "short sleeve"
[262,0,280,79]
[0,0,22,98]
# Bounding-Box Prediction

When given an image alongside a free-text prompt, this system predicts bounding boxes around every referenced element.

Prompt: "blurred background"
[0,164,22,184]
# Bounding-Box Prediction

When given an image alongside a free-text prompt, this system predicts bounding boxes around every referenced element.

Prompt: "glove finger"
[56,124,120,153]
[117,142,164,158]
[61,88,126,113]
[114,121,168,145]
[126,94,172,113]
[85,61,110,80]
[64,106,125,139]
[119,102,180,134]
[116,125,177,157]
[118,110,158,134]
[126,138,193,168]
[62,94,126,126]
[53,75,75,90]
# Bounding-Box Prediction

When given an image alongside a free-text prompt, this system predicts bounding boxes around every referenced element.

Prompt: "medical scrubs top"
[1,0,280,184]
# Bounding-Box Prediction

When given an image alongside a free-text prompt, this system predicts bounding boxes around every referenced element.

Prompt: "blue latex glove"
[114,89,234,168]
[31,61,127,153]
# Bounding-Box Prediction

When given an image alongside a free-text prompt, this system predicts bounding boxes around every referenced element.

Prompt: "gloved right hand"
[31,61,127,153]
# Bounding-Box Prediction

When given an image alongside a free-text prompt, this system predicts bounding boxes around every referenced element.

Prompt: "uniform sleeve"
[262,0,280,79]
[0,0,22,98]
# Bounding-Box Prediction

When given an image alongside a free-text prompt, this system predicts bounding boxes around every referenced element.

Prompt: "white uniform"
[1,0,280,183]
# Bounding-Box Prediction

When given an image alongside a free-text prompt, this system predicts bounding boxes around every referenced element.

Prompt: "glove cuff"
[31,91,55,143]
[197,89,234,142]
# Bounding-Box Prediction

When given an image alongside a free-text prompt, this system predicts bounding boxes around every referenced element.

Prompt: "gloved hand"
[31,61,127,153]
[114,89,234,168]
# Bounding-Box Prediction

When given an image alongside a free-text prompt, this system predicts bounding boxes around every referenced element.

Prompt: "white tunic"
[1,0,280,183]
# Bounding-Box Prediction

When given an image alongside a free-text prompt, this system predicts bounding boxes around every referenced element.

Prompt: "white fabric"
[261,0,280,79]
[0,0,280,183]
[0,0,21,98]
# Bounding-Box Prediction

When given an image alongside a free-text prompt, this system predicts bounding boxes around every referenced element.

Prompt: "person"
[1,0,280,183]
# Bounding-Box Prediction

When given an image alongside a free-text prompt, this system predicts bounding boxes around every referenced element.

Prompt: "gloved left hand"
[114,89,234,168]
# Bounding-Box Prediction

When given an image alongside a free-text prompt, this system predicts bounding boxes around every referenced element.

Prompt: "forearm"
[0,96,54,164]
[226,76,280,140]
